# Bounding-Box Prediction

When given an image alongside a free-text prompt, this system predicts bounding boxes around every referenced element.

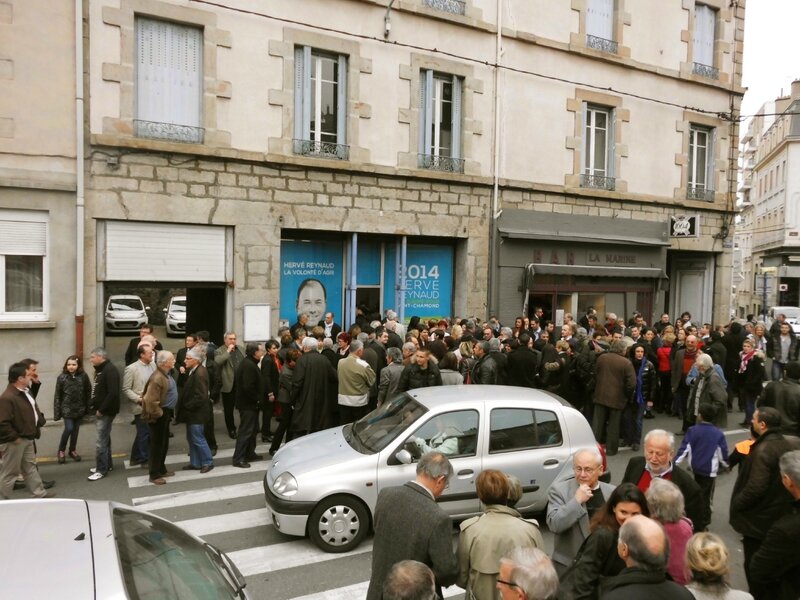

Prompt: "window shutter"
[582,102,590,173]
[419,70,433,155]
[451,75,462,160]
[337,54,348,146]
[693,5,715,66]
[607,109,616,178]
[0,219,46,256]
[707,128,716,191]
[586,0,614,40]
[136,18,202,127]
[293,46,305,141]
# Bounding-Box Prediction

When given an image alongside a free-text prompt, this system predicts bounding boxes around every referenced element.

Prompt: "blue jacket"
[675,421,729,477]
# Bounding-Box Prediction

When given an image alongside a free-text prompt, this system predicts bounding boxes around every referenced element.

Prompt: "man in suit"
[176,347,214,473]
[232,342,265,468]
[621,429,707,532]
[318,311,342,340]
[214,331,244,439]
[366,451,458,600]
[547,448,616,574]
[506,333,542,388]
[377,347,405,406]
[124,324,163,366]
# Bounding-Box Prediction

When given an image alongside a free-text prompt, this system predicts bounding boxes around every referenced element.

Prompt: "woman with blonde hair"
[684,532,753,599]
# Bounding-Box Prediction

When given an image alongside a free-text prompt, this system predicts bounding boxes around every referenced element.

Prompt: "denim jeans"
[772,360,786,382]
[130,414,149,463]
[186,424,213,468]
[58,417,81,452]
[95,415,114,474]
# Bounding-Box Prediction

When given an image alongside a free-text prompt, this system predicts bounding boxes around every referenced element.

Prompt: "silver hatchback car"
[264,385,604,553]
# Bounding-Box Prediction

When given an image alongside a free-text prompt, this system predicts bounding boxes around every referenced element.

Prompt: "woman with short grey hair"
[646,477,692,584]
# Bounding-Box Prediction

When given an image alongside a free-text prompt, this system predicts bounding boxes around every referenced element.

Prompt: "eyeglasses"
[437,476,450,490]
[496,578,520,588]
[574,466,598,474]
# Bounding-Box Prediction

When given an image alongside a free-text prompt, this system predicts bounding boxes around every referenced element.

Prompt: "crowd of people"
[3,305,800,598]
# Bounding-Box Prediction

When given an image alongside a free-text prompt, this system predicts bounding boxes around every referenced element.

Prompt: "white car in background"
[769,306,800,335]
[164,294,187,337]
[265,385,607,553]
[104,294,148,334]
[1,499,251,599]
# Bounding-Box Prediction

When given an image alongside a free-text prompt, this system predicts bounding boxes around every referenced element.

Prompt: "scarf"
[739,350,755,374]
[633,358,647,406]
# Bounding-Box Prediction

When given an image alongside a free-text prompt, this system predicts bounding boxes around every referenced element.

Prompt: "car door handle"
[457,469,474,476]
[543,459,559,466]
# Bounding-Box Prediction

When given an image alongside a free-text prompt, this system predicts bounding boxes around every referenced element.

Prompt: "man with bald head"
[547,448,616,574]
[599,515,694,598]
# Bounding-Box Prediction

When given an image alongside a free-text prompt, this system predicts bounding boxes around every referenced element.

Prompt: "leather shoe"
[246,454,263,462]
[228,429,237,439]
[181,465,199,470]
[42,480,55,489]
[211,447,218,457]
[200,465,214,474]
[13,481,24,491]
[161,471,176,478]
[39,491,56,498]
[232,461,251,469]
[150,478,166,485]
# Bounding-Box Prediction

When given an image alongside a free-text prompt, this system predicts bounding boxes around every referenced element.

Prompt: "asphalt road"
[19,366,752,597]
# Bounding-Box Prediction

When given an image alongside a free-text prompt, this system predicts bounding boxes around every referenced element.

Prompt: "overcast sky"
[741,0,800,116]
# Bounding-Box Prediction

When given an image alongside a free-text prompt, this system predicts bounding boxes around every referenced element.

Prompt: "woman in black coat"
[625,344,658,451]
[558,483,650,600]
[734,338,765,427]
[54,355,92,463]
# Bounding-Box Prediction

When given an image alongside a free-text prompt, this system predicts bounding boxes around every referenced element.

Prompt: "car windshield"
[351,394,427,453]
[113,508,244,599]
[171,299,187,313]
[776,307,800,319]
[108,298,143,312]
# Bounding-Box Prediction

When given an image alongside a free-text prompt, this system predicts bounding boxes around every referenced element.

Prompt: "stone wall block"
[288,179,325,193]
[189,184,207,196]
[179,170,216,183]
[139,180,164,193]
[275,190,315,205]
[94,176,138,191]
[165,182,188,195]
[248,189,271,201]
[238,175,259,187]
[156,166,179,181]
[262,176,287,189]
[129,165,154,179]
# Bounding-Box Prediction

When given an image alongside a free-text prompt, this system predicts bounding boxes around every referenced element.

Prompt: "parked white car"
[104,294,148,334]
[769,306,800,335]
[164,294,187,336]
[265,385,606,553]
[0,499,250,599]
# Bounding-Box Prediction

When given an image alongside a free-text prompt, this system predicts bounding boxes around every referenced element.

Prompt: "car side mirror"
[162,308,167,313]
[145,306,151,311]
[395,449,413,465]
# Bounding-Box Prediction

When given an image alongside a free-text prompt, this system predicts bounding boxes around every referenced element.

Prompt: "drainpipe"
[75,0,85,357]
[487,0,503,319]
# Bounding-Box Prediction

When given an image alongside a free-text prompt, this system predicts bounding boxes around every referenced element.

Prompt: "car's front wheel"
[308,494,369,553]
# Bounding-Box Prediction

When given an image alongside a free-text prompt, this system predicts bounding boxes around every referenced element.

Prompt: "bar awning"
[527,263,667,279]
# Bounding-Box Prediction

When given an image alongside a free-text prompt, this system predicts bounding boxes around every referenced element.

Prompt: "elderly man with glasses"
[366,452,458,600]
[546,448,616,575]
[496,547,559,600]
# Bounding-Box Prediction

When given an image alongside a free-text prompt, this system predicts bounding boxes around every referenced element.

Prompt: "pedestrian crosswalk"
[126,442,467,599]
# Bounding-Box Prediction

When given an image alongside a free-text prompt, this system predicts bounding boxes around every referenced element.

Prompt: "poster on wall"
[384,244,454,322]
[280,240,344,328]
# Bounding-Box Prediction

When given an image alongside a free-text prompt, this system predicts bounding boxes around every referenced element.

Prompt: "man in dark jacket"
[88,348,120,481]
[686,353,728,429]
[706,331,727,369]
[291,336,338,437]
[592,339,636,456]
[749,449,800,600]
[506,333,541,388]
[723,322,747,409]
[232,342,265,468]
[398,348,443,391]
[366,452,458,600]
[470,341,498,385]
[124,324,164,366]
[599,515,693,599]
[758,360,800,436]
[0,362,53,498]
[176,348,213,473]
[731,407,800,591]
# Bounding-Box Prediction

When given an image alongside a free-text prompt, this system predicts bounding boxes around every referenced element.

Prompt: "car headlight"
[273,472,298,497]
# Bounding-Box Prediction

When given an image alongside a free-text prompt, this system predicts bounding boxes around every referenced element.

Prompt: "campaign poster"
[383,244,454,321]
[280,240,343,327]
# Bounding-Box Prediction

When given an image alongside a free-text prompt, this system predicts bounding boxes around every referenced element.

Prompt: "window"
[405,410,479,458]
[419,70,463,173]
[582,105,615,190]
[422,0,466,16]
[586,0,617,53]
[693,4,718,78]
[0,211,47,321]
[135,17,203,143]
[489,408,563,453]
[294,46,348,160]
[688,125,715,200]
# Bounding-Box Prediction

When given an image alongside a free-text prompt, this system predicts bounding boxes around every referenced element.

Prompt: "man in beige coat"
[457,470,544,600]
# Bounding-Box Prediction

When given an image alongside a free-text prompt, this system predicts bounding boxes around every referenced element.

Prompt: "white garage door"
[100,221,229,282]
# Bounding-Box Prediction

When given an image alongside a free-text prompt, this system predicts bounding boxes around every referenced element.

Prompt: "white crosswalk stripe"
[175,508,272,537]
[123,444,272,469]
[126,461,270,488]
[229,538,374,576]
[132,481,263,510]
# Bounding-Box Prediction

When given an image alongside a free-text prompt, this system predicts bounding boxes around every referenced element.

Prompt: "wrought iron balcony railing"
[686,185,715,201]
[586,35,618,54]
[293,139,350,161]
[422,0,466,16]
[134,120,204,144]
[418,153,465,173]
[693,62,719,80]
[580,173,616,191]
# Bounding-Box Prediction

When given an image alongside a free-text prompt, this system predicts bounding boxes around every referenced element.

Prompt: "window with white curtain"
[0,211,47,320]
[294,46,348,160]
[582,105,615,190]
[135,17,203,143]
[693,4,717,77]
[419,70,463,173]
[688,125,715,200]
[586,0,616,52]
